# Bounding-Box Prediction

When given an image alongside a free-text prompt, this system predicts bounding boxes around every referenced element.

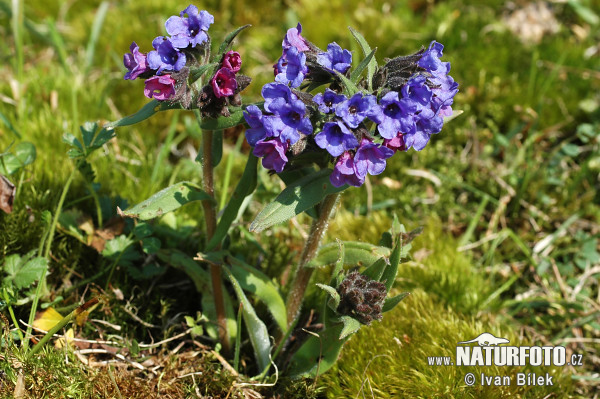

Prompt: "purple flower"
[354,138,394,178]
[330,152,364,187]
[211,67,238,98]
[244,105,268,145]
[383,133,406,152]
[144,74,176,101]
[282,23,310,52]
[275,46,308,88]
[418,41,448,77]
[335,93,381,129]
[406,107,443,151]
[123,42,149,80]
[222,50,242,72]
[313,89,346,113]
[376,91,418,140]
[418,41,459,117]
[147,36,186,73]
[254,138,289,173]
[317,42,352,74]
[165,5,214,49]
[315,121,359,157]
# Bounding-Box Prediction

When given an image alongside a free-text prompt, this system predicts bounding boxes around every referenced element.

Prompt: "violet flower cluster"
[244,24,458,188]
[122,5,250,114]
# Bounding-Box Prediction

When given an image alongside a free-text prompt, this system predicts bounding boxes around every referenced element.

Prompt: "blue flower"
[262,83,293,114]
[244,105,299,146]
[315,121,359,157]
[418,41,459,117]
[165,5,214,49]
[147,36,186,73]
[313,89,346,114]
[317,42,352,74]
[261,83,312,143]
[123,42,149,80]
[335,93,381,129]
[253,138,289,173]
[376,91,417,140]
[354,138,394,178]
[330,151,364,187]
[275,46,308,88]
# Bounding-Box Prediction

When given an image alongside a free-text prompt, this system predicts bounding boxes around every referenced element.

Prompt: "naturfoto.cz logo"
[426,332,584,387]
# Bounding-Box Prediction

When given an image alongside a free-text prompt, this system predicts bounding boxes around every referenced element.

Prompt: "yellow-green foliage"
[319,290,572,398]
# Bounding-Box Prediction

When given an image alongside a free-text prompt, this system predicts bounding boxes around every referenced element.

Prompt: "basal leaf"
[287,323,347,378]
[206,154,258,251]
[250,169,346,233]
[157,249,210,292]
[228,256,287,331]
[120,181,212,220]
[222,266,271,372]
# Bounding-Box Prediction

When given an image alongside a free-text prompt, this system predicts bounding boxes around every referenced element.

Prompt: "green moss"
[319,289,573,398]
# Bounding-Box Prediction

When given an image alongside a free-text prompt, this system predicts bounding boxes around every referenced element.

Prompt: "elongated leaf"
[381,235,401,292]
[349,27,377,91]
[334,70,360,96]
[250,169,346,233]
[316,283,340,311]
[197,107,246,130]
[157,249,210,292]
[332,240,345,287]
[222,267,271,371]
[444,109,464,123]
[362,258,387,281]
[287,323,346,378]
[202,281,237,345]
[339,315,361,339]
[189,62,219,83]
[211,130,223,167]
[206,154,258,251]
[307,241,391,268]
[216,24,251,57]
[120,181,212,220]
[105,100,182,129]
[382,292,410,313]
[350,47,377,83]
[228,256,287,331]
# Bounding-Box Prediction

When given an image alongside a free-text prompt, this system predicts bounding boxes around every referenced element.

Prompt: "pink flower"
[144,75,176,100]
[222,51,241,73]
[211,67,237,98]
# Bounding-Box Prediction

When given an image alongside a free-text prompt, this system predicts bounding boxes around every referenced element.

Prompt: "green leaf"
[350,47,377,83]
[216,24,252,57]
[157,249,209,292]
[206,154,258,251]
[331,240,345,287]
[334,70,360,96]
[0,142,36,175]
[120,181,212,220]
[444,109,463,124]
[348,27,377,91]
[568,0,599,25]
[316,283,340,311]
[382,292,410,313]
[141,237,161,254]
[201,281,237,344]
[132,222,153,239]
[339,315,361,339]
[197,107,246,130]
[228,256,287,331]
[250,169,346,233]
[13,257,48,289]
[222,266,271,372]
[307,241,391,268]
[381,235,401,292]
[362,258,387,281]
[189,62,219,83]
[104,100,182,129]
[287,323,347,378]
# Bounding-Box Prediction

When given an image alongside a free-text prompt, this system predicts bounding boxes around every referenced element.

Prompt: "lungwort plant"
[95,4,458,379]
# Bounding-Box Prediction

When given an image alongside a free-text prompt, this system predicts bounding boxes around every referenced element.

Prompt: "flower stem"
[196,111,230,355]
[285,193,340,328]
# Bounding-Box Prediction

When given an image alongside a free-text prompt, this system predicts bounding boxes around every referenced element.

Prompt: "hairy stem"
[285,193,340,328]
[196,114,230,355]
